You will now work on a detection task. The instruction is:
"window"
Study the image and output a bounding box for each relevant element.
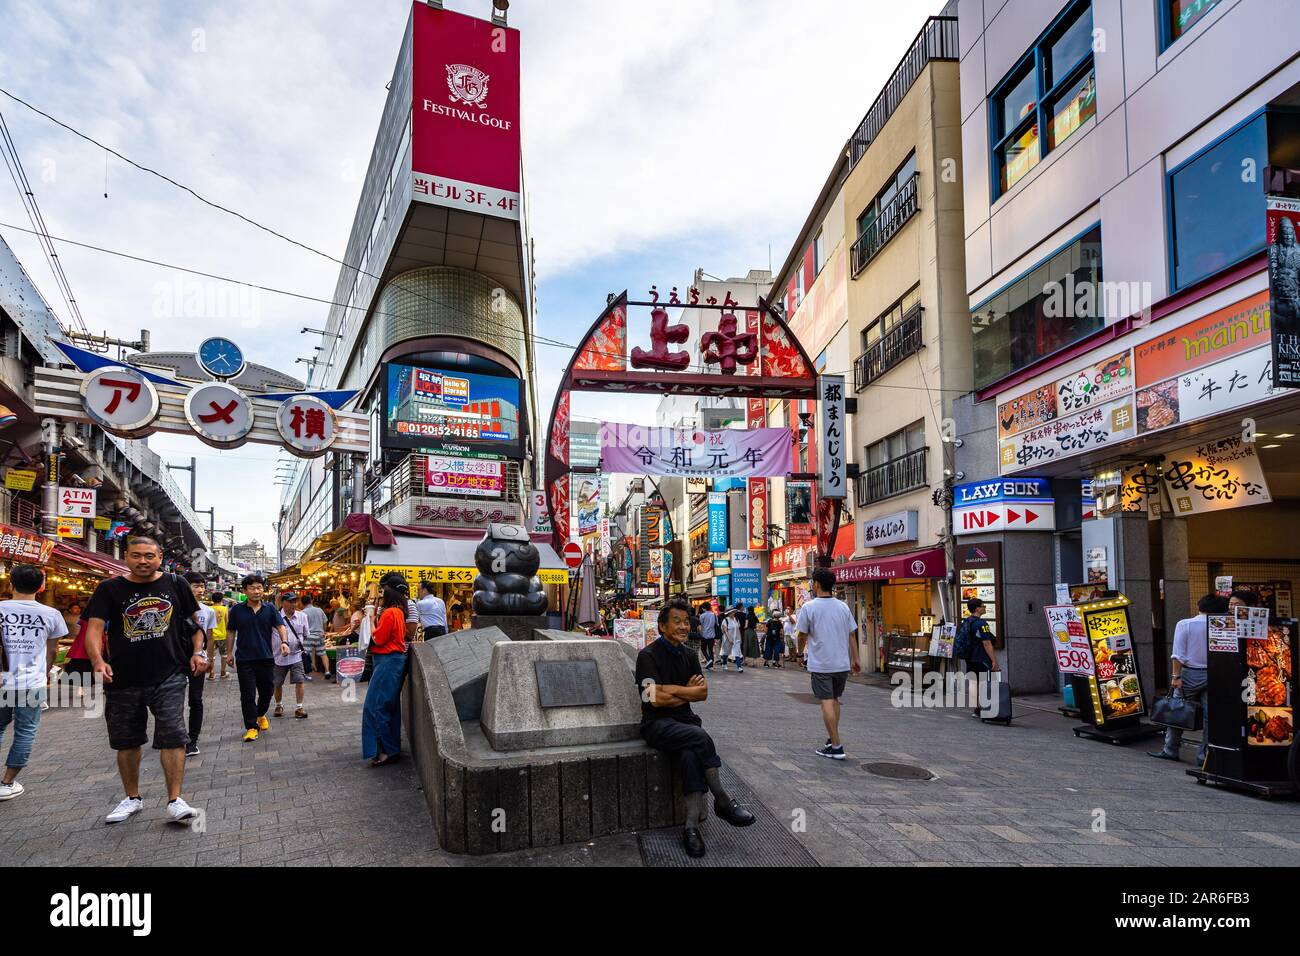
[1159,0,1221,50]
[1168,114,1267,292]
[813,229,825,276]
[971,224,1103,388]
[990,1,1095,197]
[794,266,804,308]
[859,421,928,505]
[853,151,919,274]
[862,285,921,351]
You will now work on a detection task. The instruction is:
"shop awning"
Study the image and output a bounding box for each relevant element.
[833,546,947,585]
[365,533,569,586]
[52,541,127,578]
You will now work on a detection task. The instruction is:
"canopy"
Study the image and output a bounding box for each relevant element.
[52,542,127,578]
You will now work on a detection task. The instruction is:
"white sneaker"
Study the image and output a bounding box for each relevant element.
[0,781,25,801]
[166,797,198,824]
[105,796,143,824]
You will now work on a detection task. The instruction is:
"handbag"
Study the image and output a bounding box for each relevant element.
[1151,691,1201,730]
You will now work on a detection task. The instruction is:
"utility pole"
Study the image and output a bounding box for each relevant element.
[194,507,215,552]
[165,457,197,509]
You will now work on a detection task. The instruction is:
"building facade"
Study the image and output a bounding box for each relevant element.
[954,0,1300,692]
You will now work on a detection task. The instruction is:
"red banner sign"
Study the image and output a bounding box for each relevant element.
[0,524,56,564]
[833,547,947,584]
[747,478,768,551]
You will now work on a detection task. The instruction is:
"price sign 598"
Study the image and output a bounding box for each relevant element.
[1056,648,1095,676]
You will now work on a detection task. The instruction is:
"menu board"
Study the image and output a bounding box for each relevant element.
[955,543,1002,646]
[1045,604,1093,676]
[1083,606,1143,720]
[1244,621,1294,748]
[1208,613,1239,654]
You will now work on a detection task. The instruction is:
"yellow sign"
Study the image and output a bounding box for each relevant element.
[93,516,112,531]
[363,565,568,587]
[56,517,85,538]
[1084,608,1129,642]
[4,469,37,492]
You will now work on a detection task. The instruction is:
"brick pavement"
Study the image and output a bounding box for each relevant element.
[3,661,1298,866]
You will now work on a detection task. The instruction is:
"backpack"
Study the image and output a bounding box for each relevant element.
[952,617,982,661]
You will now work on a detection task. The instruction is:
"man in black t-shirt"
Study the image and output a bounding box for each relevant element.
[84,536,208,826]
[635,598,755,858]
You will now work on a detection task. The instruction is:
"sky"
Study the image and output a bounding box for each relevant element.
[0,0,943,559]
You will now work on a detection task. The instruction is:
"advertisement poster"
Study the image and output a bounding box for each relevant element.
[425,456,505,498]
[1161,435,1271,515]
[997,384,1057,440]
[1235,605,1270,641]
[386,363,523,456]
[1054,351,1132,417]
[999,397,1136,474]
[647,548,664,585]
[600,424,793,480]
[1266,194,1300,388]
[1245,621,1294,747]
[1083,606,1142,718]
[1045,604,1093,676]
[927,623,956,659]
[785,481,814,543]
[613,618,645,653]
[1208,613,1238,654]
[707,492,728,553]
[576,476,602,536]
[529,489,552,535]
[1086,547,1108,585]
[411,2,522,220]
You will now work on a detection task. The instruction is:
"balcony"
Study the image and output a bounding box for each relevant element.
[852,172,920,276]
[853,304,924,392]
[857,448,928,507]
[849,16,959,168]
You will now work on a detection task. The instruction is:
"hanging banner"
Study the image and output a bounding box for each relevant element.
[816,375,847,499]
[1161,435,1272,515]
[575,475,602,536]
[599,424,791,479]
[529,489,552,535]
[707,492,728,553]
[747,478,769,551]
[786,480,814,543]
[1266,195,1300,388]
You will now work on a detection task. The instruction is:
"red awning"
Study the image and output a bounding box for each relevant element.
[343,513,394,546]
[833,546,947,584]
[52,542,127,578]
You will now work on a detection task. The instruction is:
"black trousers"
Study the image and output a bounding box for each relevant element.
[236,659,275,730]
[641,717,721,796]
[423,625,447,640]
[187,672,205,745]
[699,639,715,665]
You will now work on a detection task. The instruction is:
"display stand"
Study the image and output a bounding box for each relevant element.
[1188,613,1298,798]
[1063,595,1160,746]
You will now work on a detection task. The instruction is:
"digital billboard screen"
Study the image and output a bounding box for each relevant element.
[383,363,523,457]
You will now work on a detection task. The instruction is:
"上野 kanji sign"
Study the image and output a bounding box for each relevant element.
[600,424,791,479]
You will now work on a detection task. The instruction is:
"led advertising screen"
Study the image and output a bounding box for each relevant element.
[384,363,524,457]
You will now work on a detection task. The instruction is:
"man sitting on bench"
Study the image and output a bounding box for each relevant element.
[635,598,755,858]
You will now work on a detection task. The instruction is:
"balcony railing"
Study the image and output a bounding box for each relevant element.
[852,172,920,276]
[857,448,929,507]
[853,305,924,392]
[849,16,959,168]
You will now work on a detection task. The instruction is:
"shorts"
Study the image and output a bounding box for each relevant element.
[811,671,848,701]
[104,672,190,751]
[301,634,326,654]
[274,663,306,687]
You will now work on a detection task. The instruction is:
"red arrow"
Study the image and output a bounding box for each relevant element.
[1025,508,1039,523]
[1006,508,1020,524]
[987,510,1000,524]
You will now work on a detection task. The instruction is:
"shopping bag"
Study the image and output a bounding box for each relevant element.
[1151,692,1201,730]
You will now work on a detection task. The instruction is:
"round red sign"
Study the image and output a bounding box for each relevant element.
[563,542,583,569]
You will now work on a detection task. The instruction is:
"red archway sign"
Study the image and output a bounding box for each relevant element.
[544,289,818,554]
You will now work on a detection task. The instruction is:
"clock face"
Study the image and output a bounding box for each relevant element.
[197,338,246,379]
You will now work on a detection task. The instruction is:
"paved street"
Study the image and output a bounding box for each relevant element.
[3,662,1299,867]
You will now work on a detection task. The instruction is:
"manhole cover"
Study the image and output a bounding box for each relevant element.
[785,693,820,704]
[861,762,934,780]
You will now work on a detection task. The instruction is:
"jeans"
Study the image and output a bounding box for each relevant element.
[362,651,405,760]
[0,687,46,769]
[1161,666,1208,762]
[763,636,784,663]
[236,659,275,730]
[700,639,715,665]
[641,717,721,795]
[187,672,205,745]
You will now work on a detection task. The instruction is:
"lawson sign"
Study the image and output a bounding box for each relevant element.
[952,477,1056,536]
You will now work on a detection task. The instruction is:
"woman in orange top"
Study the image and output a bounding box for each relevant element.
[362,586,408,766]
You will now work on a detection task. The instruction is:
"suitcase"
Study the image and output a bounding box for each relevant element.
[980,673,1013,724]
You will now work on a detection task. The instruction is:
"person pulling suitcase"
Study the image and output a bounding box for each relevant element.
[953,599,1006,720]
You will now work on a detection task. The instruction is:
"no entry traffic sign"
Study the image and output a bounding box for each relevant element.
[563,541,583,569]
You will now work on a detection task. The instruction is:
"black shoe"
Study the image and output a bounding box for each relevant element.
[714,797,756,827]
[683,827,706,858]
[1148,750,1180,761]
[185,742,200,758]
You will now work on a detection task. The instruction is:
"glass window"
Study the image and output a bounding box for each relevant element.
[971,224,1104,388]
[1168,114,1267,291]
[813,230,825,275]
[990,1,1095,199]
[1165,0,1221,48]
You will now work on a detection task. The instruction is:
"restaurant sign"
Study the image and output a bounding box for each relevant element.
[1161,435,1271,516]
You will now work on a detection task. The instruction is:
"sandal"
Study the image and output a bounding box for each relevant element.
[273,705,284,718]
[295,709,308,719]
[370,753,401,767]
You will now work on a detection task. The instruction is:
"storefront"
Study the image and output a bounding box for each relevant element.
[833,545,947,673]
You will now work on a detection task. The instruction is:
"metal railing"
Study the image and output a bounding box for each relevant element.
[849,16,959,168]
[853,305,924,391]
[856,448,929,506]
[852,172,920,276]
[366,453,525,518]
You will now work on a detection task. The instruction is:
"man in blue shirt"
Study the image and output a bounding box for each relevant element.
[417,580,448,639]
[225,575,288,743]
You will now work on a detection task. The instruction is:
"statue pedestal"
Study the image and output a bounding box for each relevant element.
[470,614,550,643]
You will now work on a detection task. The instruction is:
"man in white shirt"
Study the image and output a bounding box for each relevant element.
[417,580,448,640]
[1151,593,1224,764]
[796,569,861,760]
[275,592,310,719]
[0,564,68,800]
[299,593,332,681]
